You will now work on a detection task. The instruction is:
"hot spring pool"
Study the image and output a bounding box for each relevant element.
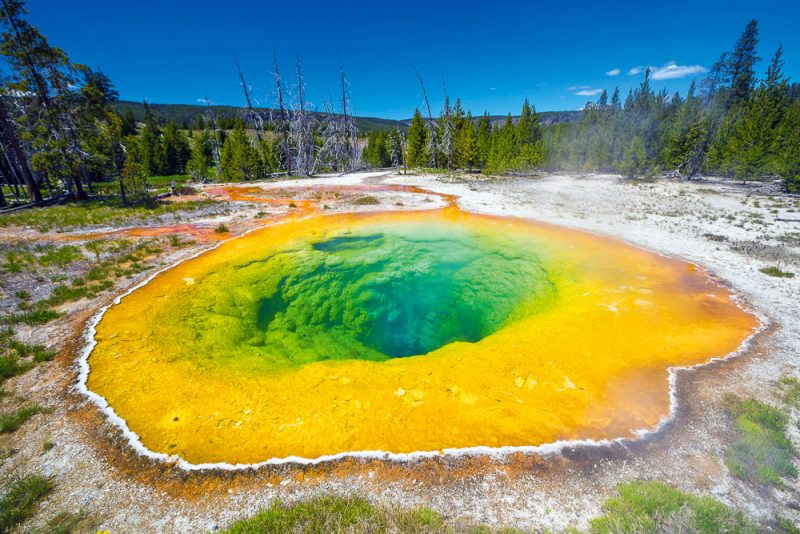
[85,208,757,465]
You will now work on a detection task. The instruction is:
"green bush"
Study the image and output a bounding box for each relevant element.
[777,376,800,409]
[724,397,797,486]
[353,196,380,206]
[589,480,756,534]
[759,266,795,278]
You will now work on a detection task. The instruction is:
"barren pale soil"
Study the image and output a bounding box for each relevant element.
[1,172,798,532]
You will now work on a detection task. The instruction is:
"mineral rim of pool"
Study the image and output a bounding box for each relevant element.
[86,207,758,465]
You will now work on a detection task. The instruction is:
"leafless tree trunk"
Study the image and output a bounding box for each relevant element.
[0,96,41,202]
[412,65,438,168]
[234,57,263,142]
[202,98,222,175]
[338,61,359,172]
[273,50,293,176]
[439,86,454,171]
[291,53,314,176]
[391,124,405,173]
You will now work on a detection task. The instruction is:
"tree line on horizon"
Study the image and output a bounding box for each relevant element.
[0,0,798,210]
[544,19,800,191]
[363,19,800,192]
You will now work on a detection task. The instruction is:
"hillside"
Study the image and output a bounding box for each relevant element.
[112,100,580,133]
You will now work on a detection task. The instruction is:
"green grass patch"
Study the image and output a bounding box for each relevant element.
[225,495,447,534]
[0,404,41,433]
[37,245,83,267]
[777,376,800,409]
[0,475,54,532]
[0,198,218,232]
[0,355,32,380]
[759,266,795,278]
[724,396,797,486]
[353,195,380,206]
[5,308,62,326]
[0,329,53,380]
[589,480,756,533]
[2,249,36,273]
[32,510,90,534]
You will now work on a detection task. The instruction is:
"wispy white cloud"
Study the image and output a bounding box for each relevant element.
[575,88,603,96]
[606,68,621,77]
[196,98,214,105]
[650,61,707,80]
[627,66,644,76]
[566,85,591,91]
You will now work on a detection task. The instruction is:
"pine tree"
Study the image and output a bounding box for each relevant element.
[610,87,621,110]
[162,120,190,174]
[406,109,427,167]
[120,135,148,200]
[621,135,647,178]
[777,100,800,191]
[476,113,492,168]
[725,20,761,107]
[220,120,261,181]
[121,108,137,136]
[516,100,544,168]
[139,104,166,176]
[187,131,214,181]
[456,118,478,170]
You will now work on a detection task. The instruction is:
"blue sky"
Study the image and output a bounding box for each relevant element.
[27,0,800,119]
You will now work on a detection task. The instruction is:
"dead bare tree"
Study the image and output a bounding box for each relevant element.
[411,64,438,168]
[439,82,454,171]
[0,95,40,201]
[338,61,359,172]
[201,97,222,175]
[390,123,405,173]
[290,53,314,175]
[234,57,263,142]
[272,50,293,176]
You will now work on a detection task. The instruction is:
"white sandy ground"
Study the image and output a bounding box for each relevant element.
[2,171,799,532]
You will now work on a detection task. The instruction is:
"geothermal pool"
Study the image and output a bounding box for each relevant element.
[85,207,757,465]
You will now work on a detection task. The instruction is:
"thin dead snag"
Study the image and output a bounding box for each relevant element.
[391,123,405,172]
[201,97,222,175]
[290,53,314,176]
[234,56,263,142]
[338,61,359,173]
[0,94,40,201]
[272,50,293,176]
[412,64,438,168]
[439,83,454,171]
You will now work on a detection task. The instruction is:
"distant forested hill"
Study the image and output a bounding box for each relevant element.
[111,100,579,133]
[112,100,405,133]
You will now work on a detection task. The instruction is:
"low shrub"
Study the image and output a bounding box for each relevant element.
[724,396,797,486]
[589,480,756,533]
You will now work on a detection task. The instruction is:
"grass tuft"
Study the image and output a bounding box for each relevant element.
[723,396,797,486]
[0,475,53,531]
[0,199,220,232]
[215,223,230,234]
[353,196,380,206]
[759,266,795,278]
[0,404,41,433]
[225,495,446,534]
[777,376,800,409]
[589,480,756,534]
